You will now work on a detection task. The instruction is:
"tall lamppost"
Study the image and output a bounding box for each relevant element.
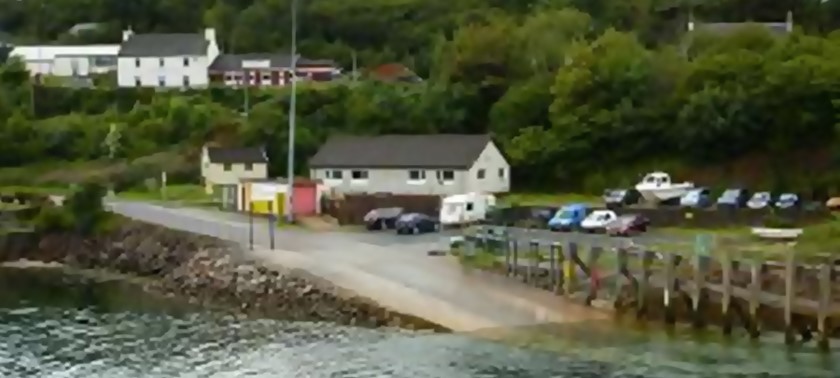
[285,0,298,223]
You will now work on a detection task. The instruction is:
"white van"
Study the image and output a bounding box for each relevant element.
[439,192,496,226]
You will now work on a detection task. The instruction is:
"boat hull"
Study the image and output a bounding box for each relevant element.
[635,185,693,203]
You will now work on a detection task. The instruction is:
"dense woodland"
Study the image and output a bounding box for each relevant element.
[3,0,840,194]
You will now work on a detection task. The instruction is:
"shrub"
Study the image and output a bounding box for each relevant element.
[32,205,74,233]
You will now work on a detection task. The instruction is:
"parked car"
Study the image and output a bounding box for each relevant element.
[679,187,712,208]
[603,189,641,208]
[716,188,750,209]
[364,207,404,230]
[580,210,618,233]
[548,204,589,231]
[395,213,439,234]
[775,193,801,209]
[517,206,557,228]
[606,214,651,237]
[747,192,773,210]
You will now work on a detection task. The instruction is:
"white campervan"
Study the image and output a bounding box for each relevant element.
[439,192,496,226]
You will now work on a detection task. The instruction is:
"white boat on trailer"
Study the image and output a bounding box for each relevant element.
[634,171,695,204]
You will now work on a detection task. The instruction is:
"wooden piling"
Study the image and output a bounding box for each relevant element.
[511,240,519,279]
[564,242,578,299]
[615,248,630,311]
[550,242,561,294]
[721,252,733,336]
[784,251,796,345]
[691,254,707,329]
[663,252,677,325]
[585,246,603,306]
[747,259,764,338]
[636,251,653,319]
[526,240,538,283]
[817,259,832,351]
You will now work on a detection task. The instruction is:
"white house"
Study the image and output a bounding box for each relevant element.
[308,134,511,196]
[117,28,220,88]
[9,45,120,77]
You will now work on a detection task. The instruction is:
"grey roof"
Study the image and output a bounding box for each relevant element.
[694,22,790,35]
[209,53,336,71]
[207,147,267,164]
[309,134,493,169]
[119,33,208,57]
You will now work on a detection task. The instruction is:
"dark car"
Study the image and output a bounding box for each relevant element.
[603,189,641,209]
[606,214,650,237]
[395,213,439,234]
[364,207,404,230]
[716,188,750,209]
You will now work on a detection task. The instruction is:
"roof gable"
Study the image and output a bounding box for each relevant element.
[206,147,267,164]
[119,34,208,57]
[309,134,493,169]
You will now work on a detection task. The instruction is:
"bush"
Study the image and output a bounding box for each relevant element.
[32,205,74,233]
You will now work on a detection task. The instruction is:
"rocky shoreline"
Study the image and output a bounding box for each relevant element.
[0,217,448,332]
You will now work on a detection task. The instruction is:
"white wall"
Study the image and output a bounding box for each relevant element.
[466,142,510,194]
[118,56,211,87]
[52,56,117,76]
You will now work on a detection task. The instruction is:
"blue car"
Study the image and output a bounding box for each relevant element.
[775,193,800,209]
[680,188,712,208]
[548,204,589,231]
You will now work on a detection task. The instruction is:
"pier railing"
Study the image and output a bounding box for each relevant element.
[458,225,839,350]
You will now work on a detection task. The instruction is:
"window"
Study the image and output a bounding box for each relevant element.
[436,170,454,183]
[466,202,474,212]
[134,58,140,67]
[183,75,190,87]
[158,76,165,87]
[134,77,141,87]
[408,170,426,183]
[183,57,190,67]
[159,58,164,67]
[351,170,368,180]
[326,170,343,180]
[477,169,485,179]
[498,168,505,178]
[244,163,253,171]
[223,163,232,171]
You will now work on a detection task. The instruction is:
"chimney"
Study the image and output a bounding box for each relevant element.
[786,10,793,33]
[122,27,133,42]
[204,28,216,43]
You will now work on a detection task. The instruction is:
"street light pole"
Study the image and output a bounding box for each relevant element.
[285,0,298,223]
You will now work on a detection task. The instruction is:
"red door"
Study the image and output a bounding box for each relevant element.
[292,184,317,216]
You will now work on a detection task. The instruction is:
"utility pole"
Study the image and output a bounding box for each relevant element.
[243,70,250,118]
[285,0,298,223]
[351,50,358,83]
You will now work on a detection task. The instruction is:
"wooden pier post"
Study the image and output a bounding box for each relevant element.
[585,246,603,306]
[511,240,520,279]
[615,247,630,312]
[526,240,539,284]
[564,242,578,299]
[636,251,654,319]
[721,252,733,336]
[663,252,677,325]
[747,259,765,339]
[817,259,832,351]
[784,251,796,345]
[548,242,559,293]
[691,254,707,329]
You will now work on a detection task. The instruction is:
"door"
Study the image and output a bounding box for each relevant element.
[292,184,317,216]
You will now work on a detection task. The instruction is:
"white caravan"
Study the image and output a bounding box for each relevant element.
[439,192,496,226]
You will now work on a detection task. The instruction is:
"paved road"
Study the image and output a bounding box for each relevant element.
[108,201,611,332]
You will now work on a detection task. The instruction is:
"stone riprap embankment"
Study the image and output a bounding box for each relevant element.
[0,218,447,332]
